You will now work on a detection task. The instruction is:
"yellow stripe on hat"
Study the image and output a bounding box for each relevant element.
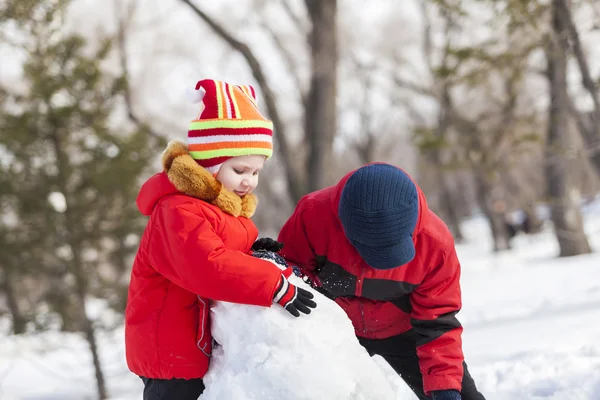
[189,119,273,130]
[190,147,273,160]
[215,80,225,119]
[228,84,241,119]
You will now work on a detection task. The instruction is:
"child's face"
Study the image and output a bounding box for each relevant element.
[216,155,266,196]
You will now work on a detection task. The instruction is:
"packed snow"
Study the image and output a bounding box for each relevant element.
[201,251,400,400]
[1,203,600,399]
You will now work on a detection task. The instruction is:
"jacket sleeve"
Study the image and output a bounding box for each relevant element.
[277,198,318,273]
[146,201,283,307]
[410,244,464,394]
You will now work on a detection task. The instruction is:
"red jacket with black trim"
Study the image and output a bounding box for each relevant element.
[278,165,464,394]
[125,141,283,380]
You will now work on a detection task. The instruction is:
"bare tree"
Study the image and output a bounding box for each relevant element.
[544,0,592,256]
[418,3,464,241]
[304,0,338,192]
[555,0,600,174]
[399,2,527,248]
[342,57,381,165]
[406,0,552,251]
[0,270,26,334]
[114,0,164,142]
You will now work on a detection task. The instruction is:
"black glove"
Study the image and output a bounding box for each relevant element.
[291,265,337,301]
[273,275,317,317]
[252,237,284,253]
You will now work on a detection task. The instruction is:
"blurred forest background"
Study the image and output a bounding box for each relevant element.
[1,0,599,398]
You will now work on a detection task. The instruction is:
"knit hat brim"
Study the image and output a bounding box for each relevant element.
[350,236,415,270]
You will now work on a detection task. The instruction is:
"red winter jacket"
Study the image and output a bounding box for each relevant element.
[278,165,464,394]
[125,141,282,380]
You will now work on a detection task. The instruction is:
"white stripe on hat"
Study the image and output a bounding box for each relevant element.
[188,134,273,144]
[222,81,232,119]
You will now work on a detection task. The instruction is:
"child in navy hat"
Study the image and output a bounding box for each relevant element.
[278,163,486,400]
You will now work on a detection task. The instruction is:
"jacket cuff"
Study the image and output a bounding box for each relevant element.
[423,374,462,395]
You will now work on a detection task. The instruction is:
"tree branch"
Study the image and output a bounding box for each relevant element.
[488,68,521,155]
[393,76,437,98]
[557,0,600,147]
[348,57,377,164]
[555,0,600,134]
[418,0,434,71]
[280,0,308,36]
[113,0,163,141]
[567,93,596,146]
[256,17,308,107]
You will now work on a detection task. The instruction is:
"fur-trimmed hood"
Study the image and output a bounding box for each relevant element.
[136,140,257,218]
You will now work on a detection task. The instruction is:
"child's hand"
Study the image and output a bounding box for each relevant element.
[273,275,317,317]
[251,237,284,253]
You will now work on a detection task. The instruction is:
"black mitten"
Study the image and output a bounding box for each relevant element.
[252,237,284,253]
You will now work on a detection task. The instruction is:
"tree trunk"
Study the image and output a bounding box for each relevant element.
[545,1,592,257]
[1,272,26,334]
[77,285,108,400]
[474,171,511,252]
[556,0,600,143]
[69,221,107,400]
[438,176,464,242]
[430,85,464,242]
[71,244,107,399]
[50,126,108,400]
[305,0,338,192]
[522,203,543,234]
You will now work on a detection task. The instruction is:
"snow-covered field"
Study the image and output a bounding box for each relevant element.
[2,204,600,400]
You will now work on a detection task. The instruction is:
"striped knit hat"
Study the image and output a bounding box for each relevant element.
[187,79,273,173]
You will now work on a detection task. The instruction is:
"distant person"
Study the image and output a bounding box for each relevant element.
[278,163,485,400]
[124,79,315,400]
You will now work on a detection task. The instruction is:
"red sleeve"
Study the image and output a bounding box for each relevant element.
[277,198,318,273]
[410,244,464,394]
[146,201,283,307]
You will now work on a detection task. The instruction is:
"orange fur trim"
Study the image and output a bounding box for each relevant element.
[240,193,258,218]
[161,140,257,217]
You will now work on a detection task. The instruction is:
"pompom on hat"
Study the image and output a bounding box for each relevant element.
[186,79,273,173]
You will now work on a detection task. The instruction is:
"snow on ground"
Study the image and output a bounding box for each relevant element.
[1,203,600,399]
[456,205,600,400]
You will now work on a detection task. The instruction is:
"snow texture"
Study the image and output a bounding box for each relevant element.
[200,251,402,400]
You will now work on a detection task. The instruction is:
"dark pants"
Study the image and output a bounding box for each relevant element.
[140,377,205,400]
[358,330,485,400]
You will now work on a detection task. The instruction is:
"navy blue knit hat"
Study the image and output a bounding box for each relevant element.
[338,164,419,270]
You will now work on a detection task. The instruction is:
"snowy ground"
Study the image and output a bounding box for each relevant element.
[1,204,600,399]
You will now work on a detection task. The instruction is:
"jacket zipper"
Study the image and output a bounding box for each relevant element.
[196,296,211,357]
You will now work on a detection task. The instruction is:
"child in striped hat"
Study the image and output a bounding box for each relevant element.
[186,79,274,195]
[125,79,316,400]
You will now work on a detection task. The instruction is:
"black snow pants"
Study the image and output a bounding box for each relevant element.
[358,330,486,400]
[140,376,205,400]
